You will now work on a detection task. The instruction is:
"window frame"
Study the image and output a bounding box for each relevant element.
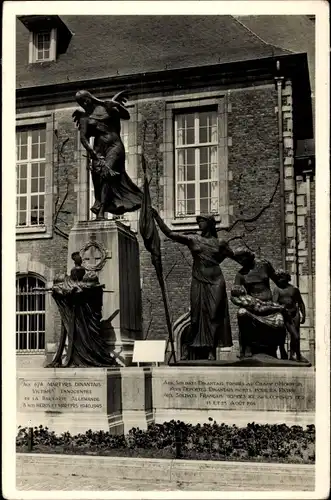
[16,112,54,240]
[29,28,57,63]
[174,108,220,218]
[162,93,230,230]
[16,127,47,228]
[16,273,46,353]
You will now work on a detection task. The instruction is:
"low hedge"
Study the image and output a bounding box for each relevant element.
[16,419,315,464]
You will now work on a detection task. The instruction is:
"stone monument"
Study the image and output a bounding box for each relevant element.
[143,217,314,428]
[69,88,144,364]
[17,89,153,436]
[17,87,314,438]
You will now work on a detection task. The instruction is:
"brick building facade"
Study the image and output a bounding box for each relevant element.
[15,15,315,367]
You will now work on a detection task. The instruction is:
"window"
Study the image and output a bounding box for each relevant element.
[16,275,46,351]
[35,32,51,60]
[30,29,57,63]
[163,94,228,229]
[16,112,53,239]
[175,110,219,217]
[16,127,46,227]
[88,120,129,220]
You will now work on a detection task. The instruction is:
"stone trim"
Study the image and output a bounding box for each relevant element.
[281,81,315,361]
[16,252,55,282]
[295,176,315,359]
[282,80,297,283]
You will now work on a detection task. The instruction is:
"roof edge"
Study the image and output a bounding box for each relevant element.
[17,52,309,95]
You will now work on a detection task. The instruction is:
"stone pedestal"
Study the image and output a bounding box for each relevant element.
[17,366,315,436]
[152,366,315,427]
[17,367,154,435]
[120,367,154,433]
[17,368,123,435]
[67,220,142,365]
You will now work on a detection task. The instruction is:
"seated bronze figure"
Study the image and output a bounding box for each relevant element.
[231,249,288,360]
[47,253,116,368]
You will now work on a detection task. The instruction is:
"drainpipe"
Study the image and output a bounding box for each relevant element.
[274,60,286,269]
[303,165,315,364]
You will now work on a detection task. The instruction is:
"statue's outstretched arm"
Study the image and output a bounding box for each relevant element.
[264,259,281,286]
[151,208,192,246]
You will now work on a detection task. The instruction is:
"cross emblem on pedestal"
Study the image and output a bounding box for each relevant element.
[80,239,108,271]
[82,245,102,268]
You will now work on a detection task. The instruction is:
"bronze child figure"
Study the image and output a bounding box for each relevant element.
[70,251,86,282]
[273,269,306,362]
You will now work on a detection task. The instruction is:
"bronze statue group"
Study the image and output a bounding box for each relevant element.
[47,89,307,367]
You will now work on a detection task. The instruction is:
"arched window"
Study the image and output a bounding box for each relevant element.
[16,275,46,351]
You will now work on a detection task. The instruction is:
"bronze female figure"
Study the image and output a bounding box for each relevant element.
[73,90,142,219]
[152,210,238,360]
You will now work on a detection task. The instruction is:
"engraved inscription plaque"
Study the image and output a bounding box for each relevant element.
[17,377,106,413]
[153,368,315,413]
[161,379,308,411]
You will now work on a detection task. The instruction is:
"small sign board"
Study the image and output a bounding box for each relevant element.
[132,340,166,364]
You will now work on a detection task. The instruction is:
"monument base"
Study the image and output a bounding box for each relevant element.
[152,366,315,428]
[67,220,143,366]
[17,367,153,435]
[172,353,312,367]
[17,366,315,435]
[154,409,314,428]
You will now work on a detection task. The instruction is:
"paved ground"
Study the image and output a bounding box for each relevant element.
[16,454,315,492]
[17,474,235,491]
[17,474,306,492]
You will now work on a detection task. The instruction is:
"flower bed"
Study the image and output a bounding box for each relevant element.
[16,419,315,464]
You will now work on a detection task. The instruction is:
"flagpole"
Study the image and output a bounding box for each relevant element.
[139,154,177,365]
[153,258,176,364]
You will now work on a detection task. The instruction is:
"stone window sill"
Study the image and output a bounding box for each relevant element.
[16,350,45,355]
[16,225,46,234]
[16,225,52,240]
[169,215,229,232]
[172,215,221,224]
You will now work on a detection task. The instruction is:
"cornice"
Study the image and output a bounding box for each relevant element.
[16,52,310,109]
